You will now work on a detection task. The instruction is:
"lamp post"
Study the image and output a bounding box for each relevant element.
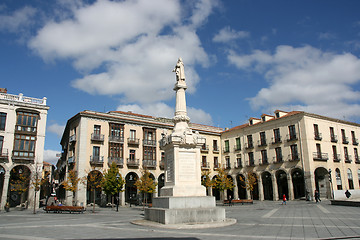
[116,173,120,212]
[328,168,334,200]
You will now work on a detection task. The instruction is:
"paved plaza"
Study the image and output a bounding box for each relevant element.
[1,200,360,240]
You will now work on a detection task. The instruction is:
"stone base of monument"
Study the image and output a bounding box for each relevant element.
[132,196,236,229]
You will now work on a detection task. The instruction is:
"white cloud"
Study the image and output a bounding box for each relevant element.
[213,26,250,43]
[117,102,213,125]
[0,6,37,32]
[29,0,215,104]
[47,123,65,138]
[228,45,360,120]
[43,149,60,166]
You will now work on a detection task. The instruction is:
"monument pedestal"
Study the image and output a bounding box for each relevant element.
[145,196,225,225]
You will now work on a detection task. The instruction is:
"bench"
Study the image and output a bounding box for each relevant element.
[44,205,85,213]
[224,199,253,205]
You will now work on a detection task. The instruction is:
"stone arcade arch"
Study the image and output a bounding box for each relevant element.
[0,165,4,203]
[227,175,234,199]
[212,176,220,200]
[236,174,247,199]
[86,170,103,206]
[8,165,31,207]
[262,171,273,200]
[251,172,259,200]
[276,170,288,200]
[125,172,138,204]
[315,167,331,199]
[291,168,305,199]
[158,173,165,195]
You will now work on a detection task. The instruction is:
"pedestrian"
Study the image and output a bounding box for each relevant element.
[314,190,321,203]
[282,194,287,205]
[228,195,232,206]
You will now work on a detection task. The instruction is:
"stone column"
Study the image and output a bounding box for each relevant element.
[246,189,251,200]
[1,172,10,210]
[120,191,125,206]
[287,173,294,200]
[258,175,264,201]
[272,174,279,201]
[233,183,239,200]
[304,171,315,201]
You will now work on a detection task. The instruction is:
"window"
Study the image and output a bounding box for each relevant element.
[347,168,354,189]
[202,156,207,165]
[261,150,268,164]
[109,123,124,140]
[213,140,219,151]
[130,129,136,140]
[16,111,38,133]
[235,137,241,150]
[358,169,360,188]
[332,145,339,161]
[109,142,123,159]
[275,147,282,162]
[0,112,6,130]
[344,147,350,162]
[330,127,337,142]
[342,129,348,144]
[290,144,298,160]
[355,148,359,162]
[336,168,342,190]
[248,152,254,166]
[92,146,101,162]
[314,124,321,140]
[247,135,253,148]
[129,149,136,160]
[214,156,219,168]
[13,134,36,158]
[236,156,242,168]
[94,125,101,135]
[273,128,281,143]
[224,140,229,152]
[0,136,3,153]
[225,156,231,168]
[143,146,156,160]
[289,125,296,140]
[352,131,358,145]
[259,132,266,146]
[144,128,156,145]
[316,144,322,157]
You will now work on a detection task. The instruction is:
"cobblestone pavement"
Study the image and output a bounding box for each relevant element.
[1,200,360,240]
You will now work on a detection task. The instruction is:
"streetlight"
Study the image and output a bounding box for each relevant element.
[116,173,120,212]
[328,168,334,200]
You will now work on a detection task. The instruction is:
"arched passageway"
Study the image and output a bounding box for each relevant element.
[212,176,220,200]
[125,172,138,204]
[8,165,30,207]
[262,171,273,200]
[292,168,305,199]
[236,174,247,199]
[86,170,103,205]
[315,167,331,199]
[276,170,288,200]
[251,173,259,200]
[0,166,5,203]
[227,175,234,199]
[158,173,165,195]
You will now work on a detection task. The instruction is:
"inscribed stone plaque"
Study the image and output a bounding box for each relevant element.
[166,152,174,183]
[178,151,196,181]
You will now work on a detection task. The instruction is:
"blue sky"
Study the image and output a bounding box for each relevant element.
[1,0,360,164]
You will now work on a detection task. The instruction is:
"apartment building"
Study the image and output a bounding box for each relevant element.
[0,88,49,209]
[57,110,222,206]
[221,110,360,201]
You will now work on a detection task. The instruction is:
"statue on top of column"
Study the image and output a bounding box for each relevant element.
[173,57,186,82]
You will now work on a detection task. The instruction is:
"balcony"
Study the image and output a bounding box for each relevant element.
[160,160,165,170]
[109,135,124,143]
[12,151,34,163]
[343,137,349,144]
[234,161,242,169]
[143,159,156,168]
[213,146,220,153]
[259,158,269,165]
[286,134,298,142]
[353,138,359,146]
[333,154,341,162]
[314,132,322,141]
[90,155,104,165]
[313,152,328,161]
[273,156,283,164]
[108,157,124,167]
[245,143,254,150]
[234,145,241,152]
[127,158,140,167]
[223,147,230,153]
[331,135,338,143]
[288,154,299,162]
[143,139,156,147]
[0,149,9,162]
[201,144,209,153]
[91,133,104,142]
[271,137,282,145]
[69,134,76,142]
[257,140,267,147]
[68,156,75,164]
[345,155,352,163]
[127,138,140,146]
[201,161,210,170]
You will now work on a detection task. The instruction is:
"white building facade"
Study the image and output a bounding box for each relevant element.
[0,89,49,209]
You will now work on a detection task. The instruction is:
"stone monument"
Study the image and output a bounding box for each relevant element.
[143,58,232,227]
